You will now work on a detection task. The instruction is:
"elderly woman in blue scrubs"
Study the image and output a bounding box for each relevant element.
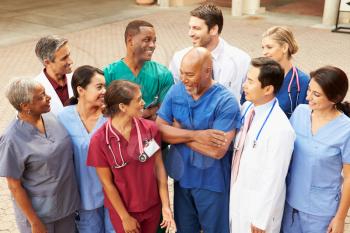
[57,66,115,233]
[261,26,309,118]
[281,66,350,233]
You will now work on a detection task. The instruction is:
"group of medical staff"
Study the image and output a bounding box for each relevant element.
[0,4,350,233]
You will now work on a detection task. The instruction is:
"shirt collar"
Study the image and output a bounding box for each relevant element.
[253,98,278,117]
[211,37,224,61]
[44,69,67,90]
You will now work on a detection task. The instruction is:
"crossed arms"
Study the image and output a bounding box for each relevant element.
[156,117,236,159]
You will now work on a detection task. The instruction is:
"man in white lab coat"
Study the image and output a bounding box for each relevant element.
[34,35,74,115]
[229,57,296,233]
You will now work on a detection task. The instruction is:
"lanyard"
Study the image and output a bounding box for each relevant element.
[105,117,143,169]
[287,66,300,114]
[239,99,277,149]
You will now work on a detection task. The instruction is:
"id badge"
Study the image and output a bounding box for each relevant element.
[143,138,160,158]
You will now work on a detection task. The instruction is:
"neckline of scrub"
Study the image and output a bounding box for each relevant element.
[307,107,345,137]
[74,105,104,136]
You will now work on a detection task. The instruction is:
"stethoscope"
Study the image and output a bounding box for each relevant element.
[105,117,146,169]
[287,66,300,114]
[234,99,277,150]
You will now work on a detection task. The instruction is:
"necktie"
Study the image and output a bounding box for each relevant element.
[232,108,255,183]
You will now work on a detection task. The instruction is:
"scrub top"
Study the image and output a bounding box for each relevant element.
[157,82,241,193]
[104,59,174,107]
[287,104,350,216]
[276,67,309,118]
[87,118,161,213]
[57,105,106,210]
[0,113,80,223]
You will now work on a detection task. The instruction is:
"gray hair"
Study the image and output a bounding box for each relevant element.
[35,35,68,65]
[6,79,39,111]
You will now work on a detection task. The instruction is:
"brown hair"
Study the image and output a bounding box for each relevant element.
[263,26,299,59]
[190,4,223,34]
[104,80,140,117]
[310,66,350,116]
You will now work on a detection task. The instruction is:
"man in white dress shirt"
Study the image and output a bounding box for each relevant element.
[169,4,251,102]
[34,35,74,115]
[229,57,295,233]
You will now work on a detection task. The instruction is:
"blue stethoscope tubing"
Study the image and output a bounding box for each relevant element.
[288,66,300,113]
[237,99,277,149]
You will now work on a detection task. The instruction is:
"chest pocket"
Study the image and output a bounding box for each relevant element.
[172,99,191,129]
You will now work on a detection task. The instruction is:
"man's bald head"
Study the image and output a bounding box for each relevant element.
[180,47,213,98]
[182,47,213,72]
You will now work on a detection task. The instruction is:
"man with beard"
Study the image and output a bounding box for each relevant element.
[157,47,241,233]
[104,20,174,120]
[34,35,74,115]
[169,4,250,102]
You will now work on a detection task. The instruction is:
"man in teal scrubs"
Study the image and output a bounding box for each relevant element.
[104,20,174,120]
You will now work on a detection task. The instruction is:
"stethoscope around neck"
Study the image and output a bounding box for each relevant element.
[105,117,144,169]
[287,66,300,114]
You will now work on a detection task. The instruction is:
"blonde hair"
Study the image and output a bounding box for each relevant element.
[262,26,299,58]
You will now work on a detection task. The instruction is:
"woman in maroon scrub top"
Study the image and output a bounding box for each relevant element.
[87,80,176,233]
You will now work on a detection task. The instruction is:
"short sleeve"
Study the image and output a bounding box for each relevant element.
[158,70,174,102]
[213,95,241,132]
[0,136,25,179]
[289,104,304,127]
[103,65,113,87]
[87,133,110,167]
[342,134,350,164]
[157,85,176,124]
[149,121,161,146]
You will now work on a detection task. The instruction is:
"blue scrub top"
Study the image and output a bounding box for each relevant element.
[286,104,350,216]
[57,105,107,210]
[276,67,309,118]
[157,83,241,193]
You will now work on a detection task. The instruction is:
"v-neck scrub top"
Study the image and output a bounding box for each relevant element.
[104,60,174,107]
[286,104,350,216]
[0,112,80,223]
[157,82,241,193]
[57,105,107,210]
[87,118,161,213]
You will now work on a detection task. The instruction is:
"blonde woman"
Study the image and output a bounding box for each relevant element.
[261,26,309,118]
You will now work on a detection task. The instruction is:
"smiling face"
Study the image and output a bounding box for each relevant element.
[78,73,106,108]
[123,88,145,118]
[23,84,51,115]
[46,43,73,75]
[261,36,288,64]
[188,16,213,48]
[131,26,156,62]
[306,78,335,112]
[180,54,212,98]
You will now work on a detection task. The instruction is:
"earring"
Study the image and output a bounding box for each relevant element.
[26,110,31,115]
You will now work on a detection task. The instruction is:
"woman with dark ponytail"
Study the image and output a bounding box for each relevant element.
[281,66,350,233]
[57,65,115,233]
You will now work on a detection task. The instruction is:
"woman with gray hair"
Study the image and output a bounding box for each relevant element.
[0,79,80,233]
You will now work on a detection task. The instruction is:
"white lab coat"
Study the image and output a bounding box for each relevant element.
[229,99,295,233]
[34,70,73,115]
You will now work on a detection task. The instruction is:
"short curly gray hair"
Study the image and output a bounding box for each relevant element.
[6,79,39,111]
[35,35,68,65]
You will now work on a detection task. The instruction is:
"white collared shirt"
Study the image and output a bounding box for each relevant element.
[169,37,251,102]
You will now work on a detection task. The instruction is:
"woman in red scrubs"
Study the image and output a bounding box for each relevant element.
[87,80,176,233]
